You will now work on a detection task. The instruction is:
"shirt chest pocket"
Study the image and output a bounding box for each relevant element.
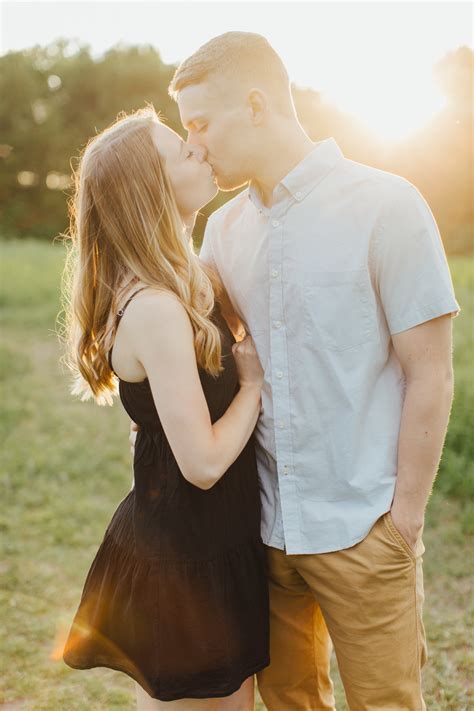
[303,269,378,351]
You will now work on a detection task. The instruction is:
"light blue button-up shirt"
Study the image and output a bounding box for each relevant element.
[199,138,460,554]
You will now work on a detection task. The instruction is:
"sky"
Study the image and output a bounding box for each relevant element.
[1,0,472,139]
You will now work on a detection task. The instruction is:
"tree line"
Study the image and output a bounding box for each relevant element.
[0,41,472,253]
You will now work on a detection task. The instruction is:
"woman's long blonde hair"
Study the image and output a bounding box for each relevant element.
[61,106,224,406]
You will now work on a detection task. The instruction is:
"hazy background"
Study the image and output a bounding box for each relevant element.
[0,0,472,250]
[1,2,473,709]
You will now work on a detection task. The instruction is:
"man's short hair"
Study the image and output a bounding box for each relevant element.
[168,31,291,112]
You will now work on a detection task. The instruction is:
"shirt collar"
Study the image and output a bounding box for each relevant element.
[248,137,344,213]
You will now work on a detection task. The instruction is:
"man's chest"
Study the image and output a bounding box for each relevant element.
[211,200,382,354]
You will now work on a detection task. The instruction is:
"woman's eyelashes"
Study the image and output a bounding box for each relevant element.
[183,144,207,162]
[183,146,198,160]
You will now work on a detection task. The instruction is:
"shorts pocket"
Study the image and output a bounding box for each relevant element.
[383,511,416,562]
[303,268,378,351]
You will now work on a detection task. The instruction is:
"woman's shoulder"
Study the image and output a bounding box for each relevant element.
[117,288,196,376]
[126,287,188,323]
[118,285,221,344]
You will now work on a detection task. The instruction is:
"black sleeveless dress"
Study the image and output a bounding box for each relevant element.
[63,290,270,701]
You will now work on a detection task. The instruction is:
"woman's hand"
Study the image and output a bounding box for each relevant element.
[232,335,264,390]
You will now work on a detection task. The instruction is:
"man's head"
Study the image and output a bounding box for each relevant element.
[169,32,296,191]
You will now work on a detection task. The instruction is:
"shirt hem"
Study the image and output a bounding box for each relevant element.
[263,506,396,555]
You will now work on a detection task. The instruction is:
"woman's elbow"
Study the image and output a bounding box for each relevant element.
[180,462,220,491]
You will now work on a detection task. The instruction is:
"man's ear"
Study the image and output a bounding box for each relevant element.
[247,89,267,126]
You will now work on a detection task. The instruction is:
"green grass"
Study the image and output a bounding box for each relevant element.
[1,240,473,709]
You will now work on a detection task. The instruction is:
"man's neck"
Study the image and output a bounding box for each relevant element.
[251,126,315,208]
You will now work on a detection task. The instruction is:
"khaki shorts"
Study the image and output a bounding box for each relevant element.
[256,511,427,711]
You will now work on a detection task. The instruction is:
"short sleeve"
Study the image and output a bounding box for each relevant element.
[198,217,219,273]
[371,183,460,335]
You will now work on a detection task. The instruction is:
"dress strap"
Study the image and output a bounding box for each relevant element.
[108,286,149,374]
[115,286,149,322]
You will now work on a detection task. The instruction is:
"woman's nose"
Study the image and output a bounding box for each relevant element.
[187,137,207,162]
[195,146,208,163]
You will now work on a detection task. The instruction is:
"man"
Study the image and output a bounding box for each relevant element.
[164,32,459,710]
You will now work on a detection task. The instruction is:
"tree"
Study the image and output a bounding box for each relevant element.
[0,42,472,253]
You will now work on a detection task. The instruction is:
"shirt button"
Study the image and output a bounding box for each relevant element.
[295,191,302,199]
[283,465,289,475]
[272,219,280,228]
[271,269,279,278]
[278,420,285,429]
[276,370,283,379]
[273,320,282,329]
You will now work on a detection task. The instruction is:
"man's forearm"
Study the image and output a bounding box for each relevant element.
[391,372,454,534]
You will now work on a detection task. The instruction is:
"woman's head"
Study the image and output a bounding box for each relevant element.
[62,107,223,405]
[151,118,217,214]
[78,108,217,256]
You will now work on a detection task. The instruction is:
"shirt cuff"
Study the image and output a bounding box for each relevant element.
[388,298,461,335]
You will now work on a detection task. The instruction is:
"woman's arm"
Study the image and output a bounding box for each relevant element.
[126,291,261,490]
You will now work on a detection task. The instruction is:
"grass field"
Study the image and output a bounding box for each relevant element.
[0,239,473,710]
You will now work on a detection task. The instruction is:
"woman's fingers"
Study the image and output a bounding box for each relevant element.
[129,420,139,455]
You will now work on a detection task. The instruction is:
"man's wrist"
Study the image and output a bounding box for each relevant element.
[390,496,425,532]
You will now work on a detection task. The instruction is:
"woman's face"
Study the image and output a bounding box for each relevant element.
[152,122,218,217]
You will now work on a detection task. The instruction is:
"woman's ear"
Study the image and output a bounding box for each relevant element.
[247,89,267,126]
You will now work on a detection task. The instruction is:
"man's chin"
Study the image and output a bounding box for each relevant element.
[216,175,248,192]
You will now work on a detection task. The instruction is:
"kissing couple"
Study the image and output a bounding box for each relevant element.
[62,32,459,711]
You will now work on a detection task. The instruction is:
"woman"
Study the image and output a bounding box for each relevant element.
[61,107,269,710]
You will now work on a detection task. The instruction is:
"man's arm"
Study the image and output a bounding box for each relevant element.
[389,313,455,550]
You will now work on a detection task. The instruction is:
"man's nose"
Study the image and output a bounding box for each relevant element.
[187,131,206,152]
[187,128,198,142]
